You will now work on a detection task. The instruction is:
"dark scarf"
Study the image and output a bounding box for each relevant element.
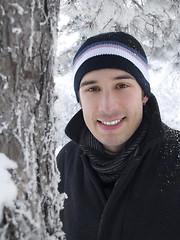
[80,117,149,198]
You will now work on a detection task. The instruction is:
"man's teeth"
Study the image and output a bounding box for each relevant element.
[101,119,122,126]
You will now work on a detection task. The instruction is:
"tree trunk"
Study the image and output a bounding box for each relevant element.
[0,0,66,239]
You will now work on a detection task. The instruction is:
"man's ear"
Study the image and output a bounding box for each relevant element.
[79,94,82,108]
[142,95,149,105]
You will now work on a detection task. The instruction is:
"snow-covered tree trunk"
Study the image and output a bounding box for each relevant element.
[0,0,66,239]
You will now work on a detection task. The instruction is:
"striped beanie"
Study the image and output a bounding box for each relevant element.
[73,32,151,102]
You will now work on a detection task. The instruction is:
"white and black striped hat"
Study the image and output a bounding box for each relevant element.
[73,32,151,102]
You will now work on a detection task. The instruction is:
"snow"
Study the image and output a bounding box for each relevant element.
[54,72,80,154]
[0,153,17,223]
[0,5,5,16]
[9,3,24,15]
[150,68,180,130]
[0,122,8,134]
[12,28,22,34]
[28,0,35,59]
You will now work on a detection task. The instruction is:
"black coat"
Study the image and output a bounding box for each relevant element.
[57,95,180,240]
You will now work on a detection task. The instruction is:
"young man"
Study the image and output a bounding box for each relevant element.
[57,32,180,240]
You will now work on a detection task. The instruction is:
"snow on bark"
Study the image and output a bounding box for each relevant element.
[0,0,66,239]
[0,153,17,223]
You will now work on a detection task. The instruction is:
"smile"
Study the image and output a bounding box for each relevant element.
[100,118,124,126]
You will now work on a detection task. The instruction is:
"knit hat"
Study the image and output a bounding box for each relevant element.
[73,32,151,102]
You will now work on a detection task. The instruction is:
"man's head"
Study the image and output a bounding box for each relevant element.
[73,31,151,102]
[72,32,150,152]
[79,68,148,152]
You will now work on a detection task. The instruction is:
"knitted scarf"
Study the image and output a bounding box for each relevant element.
[80,117,149,198]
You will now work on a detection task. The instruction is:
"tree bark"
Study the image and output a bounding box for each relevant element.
[0,0,66,239]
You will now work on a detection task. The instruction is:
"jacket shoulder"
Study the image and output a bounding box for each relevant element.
[56,141,82,172]
[160,124,180,175]
[57,141,77,158]
[163,124,180,145]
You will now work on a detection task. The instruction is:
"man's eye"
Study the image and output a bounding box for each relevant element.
[117,83,128,89]
[87,87,100,92]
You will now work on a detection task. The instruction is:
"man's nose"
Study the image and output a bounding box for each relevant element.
[98,91,119,114]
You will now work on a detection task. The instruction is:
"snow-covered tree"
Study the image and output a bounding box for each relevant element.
[57,0,180,71]
[55,0,180,149]
[0,0,66,239]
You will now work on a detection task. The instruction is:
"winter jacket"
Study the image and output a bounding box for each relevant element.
[57,95,180,240]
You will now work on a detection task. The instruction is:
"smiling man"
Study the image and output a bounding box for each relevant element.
[57,32,180,240]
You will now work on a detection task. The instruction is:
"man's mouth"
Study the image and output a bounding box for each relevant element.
[98,118,125,126]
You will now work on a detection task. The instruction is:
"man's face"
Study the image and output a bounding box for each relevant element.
[79,69,148,152]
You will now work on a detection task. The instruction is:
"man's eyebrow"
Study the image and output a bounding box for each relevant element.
[114,75,135,80]
[80,80,97,88]
[80,75,135,88]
